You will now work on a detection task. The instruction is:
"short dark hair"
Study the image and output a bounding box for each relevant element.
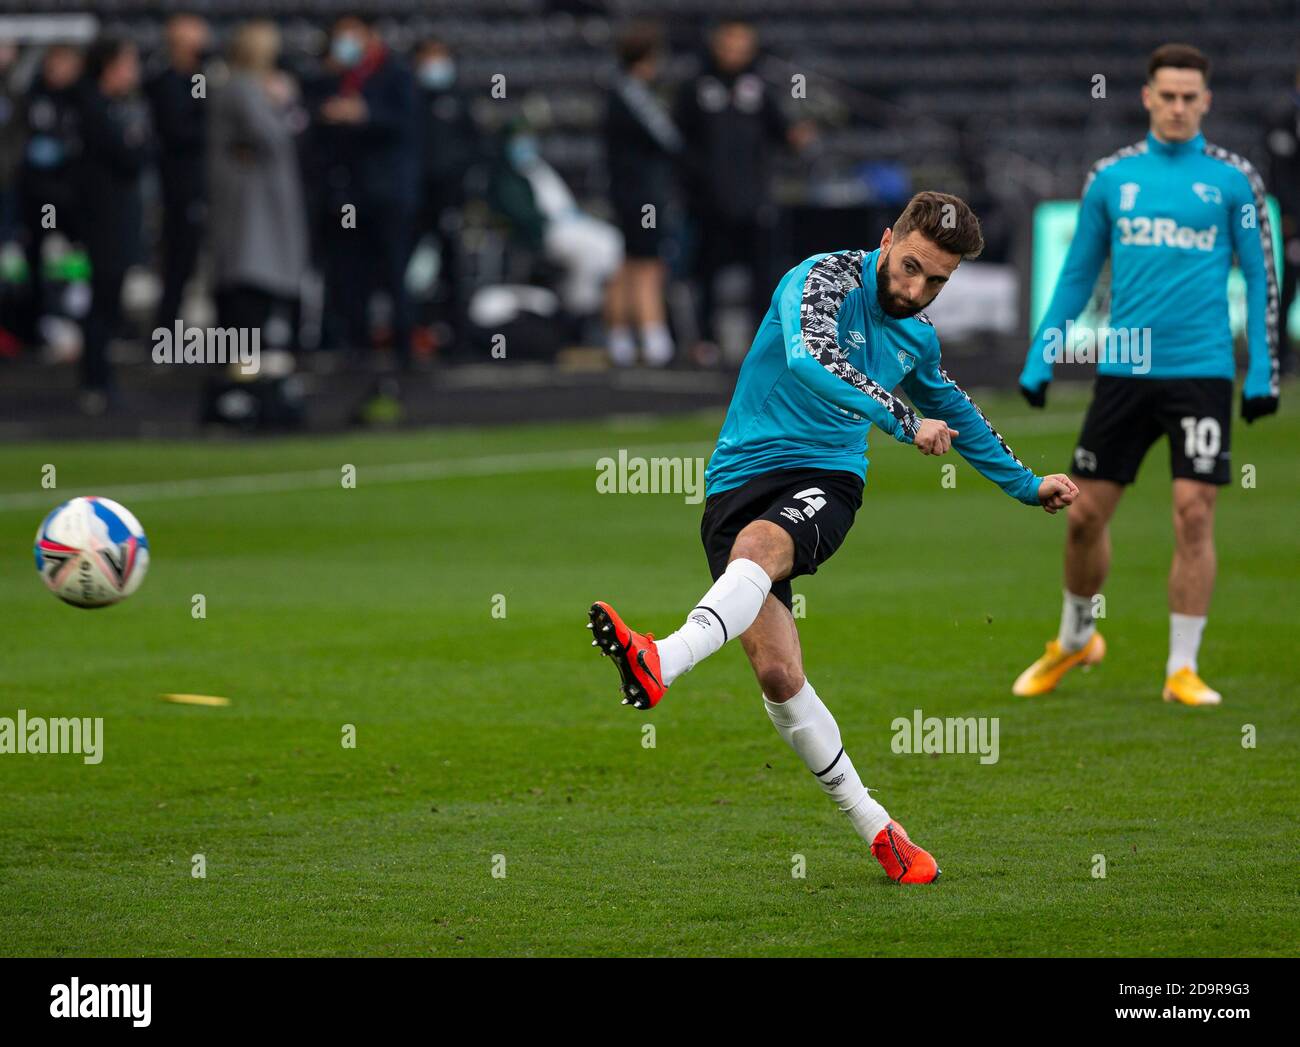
[416,36,450,56]
[83,33,133,83]
[1147,43,1210,84]
[616,23,662,70]
[891,191,984,261]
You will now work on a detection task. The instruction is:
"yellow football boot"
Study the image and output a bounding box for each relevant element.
[1162,667,1222,706]
[1012,633,1106,696]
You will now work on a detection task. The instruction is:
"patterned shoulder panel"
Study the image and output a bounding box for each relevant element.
[1081,139,1148,196]
[799,251,921,439]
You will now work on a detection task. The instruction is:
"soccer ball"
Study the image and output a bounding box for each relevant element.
[34,496,150,608]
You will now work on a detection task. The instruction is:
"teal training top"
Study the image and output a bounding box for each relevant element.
[705,247,1043,505]
[1020,132,1279,397]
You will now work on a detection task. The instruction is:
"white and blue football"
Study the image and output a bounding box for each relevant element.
[34,497,150,608]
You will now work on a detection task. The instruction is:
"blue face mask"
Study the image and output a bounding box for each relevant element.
[419,58,455,90]
[331,35,364,68]
[507,137,538,168]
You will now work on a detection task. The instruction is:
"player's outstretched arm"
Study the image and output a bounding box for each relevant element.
[1019,170,1112,407]
[903,351,1049,507]
[778,252,922,443]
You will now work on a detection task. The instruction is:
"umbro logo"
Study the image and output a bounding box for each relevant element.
[780,507,805,525]
[689,612,712,629]
[824,773,846,788]
[846,329,866,345]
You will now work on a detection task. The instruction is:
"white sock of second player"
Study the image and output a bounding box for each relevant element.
[1058,589,1097,652]
[1167,612,1207,677]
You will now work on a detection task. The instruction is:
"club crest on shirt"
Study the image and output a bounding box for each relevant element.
[1192,182,1222,205]
[1119,182,1141,211]
[897,350,915,374]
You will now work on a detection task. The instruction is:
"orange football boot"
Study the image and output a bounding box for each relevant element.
[1012,632,1106,696]
[588,601,666,710]
[871,821,941,884]
[1162,666,1222,706]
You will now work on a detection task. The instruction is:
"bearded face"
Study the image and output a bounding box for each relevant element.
[875,247,926,319]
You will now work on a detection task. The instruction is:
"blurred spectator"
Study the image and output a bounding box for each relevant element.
[602,23,681,367]
[18,43,83,345]
[77,35,151,413]
[673,20,809,362]
[207,22,308,341]
[413,36,481,345]
[1265,64,1299,374]
[0,42,22,244]
[0,42,24,353]
[314,16,419,370]
[488,121,622,325]
[145,13,210,330]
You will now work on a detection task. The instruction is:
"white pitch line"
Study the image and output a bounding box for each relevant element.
[0,413,1082,515]
[0,442,716,514]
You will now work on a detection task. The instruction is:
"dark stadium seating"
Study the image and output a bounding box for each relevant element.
[5,0,1289,206]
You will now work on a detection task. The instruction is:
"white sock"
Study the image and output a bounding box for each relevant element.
[764,679,891,843]
[641,323,674,367]
[1058,589,1097,652]
[656,558,771,685]
[607,325,636,366]
[1168,613,1207,677]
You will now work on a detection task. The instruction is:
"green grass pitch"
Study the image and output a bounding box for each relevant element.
[1,385,1296,956]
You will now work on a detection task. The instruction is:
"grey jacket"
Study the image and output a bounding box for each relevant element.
[207,72,307,297]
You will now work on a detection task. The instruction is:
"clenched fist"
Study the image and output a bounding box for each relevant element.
[1037,474,1078,514]
[913,418,959,455]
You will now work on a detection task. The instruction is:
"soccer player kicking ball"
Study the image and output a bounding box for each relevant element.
[1014,44,1279,707]
[588,191,1077,884]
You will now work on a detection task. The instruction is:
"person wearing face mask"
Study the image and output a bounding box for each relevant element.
[144,14,211,331]
[412,37,481,349]
[313,16,419,372]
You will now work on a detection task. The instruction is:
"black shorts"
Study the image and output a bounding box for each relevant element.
[614,198,663,259]
[1072,376,1232,486]
[700,468,864,611]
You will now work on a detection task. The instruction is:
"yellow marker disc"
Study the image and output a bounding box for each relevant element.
[160,693,231,707]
